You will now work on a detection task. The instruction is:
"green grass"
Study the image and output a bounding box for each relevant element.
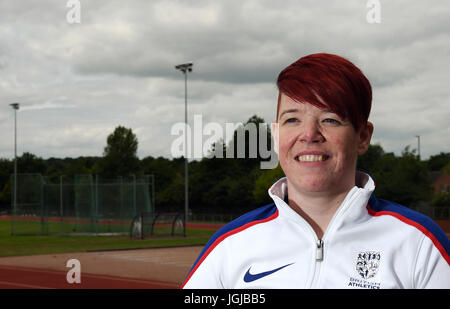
[0,220,216,258]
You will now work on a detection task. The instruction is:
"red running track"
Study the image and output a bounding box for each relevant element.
[0,265,179,289]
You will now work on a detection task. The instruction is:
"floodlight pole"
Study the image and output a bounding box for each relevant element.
[415,135,421,160]
[175,62,193,237]
[9,103,19,235]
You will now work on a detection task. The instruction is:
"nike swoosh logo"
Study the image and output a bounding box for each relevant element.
[243,263,294,283]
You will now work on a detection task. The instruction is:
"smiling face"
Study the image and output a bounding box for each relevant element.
[272,93,373,196]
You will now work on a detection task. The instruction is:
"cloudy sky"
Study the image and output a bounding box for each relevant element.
[0,0,449,161]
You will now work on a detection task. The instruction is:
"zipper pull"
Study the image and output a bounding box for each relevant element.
[316,239,324,261]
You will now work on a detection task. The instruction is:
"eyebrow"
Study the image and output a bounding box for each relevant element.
[280,108,337,115]
[278,108,298,119]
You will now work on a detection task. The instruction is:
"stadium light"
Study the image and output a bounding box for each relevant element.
[9,103,19,235]
[175,62,193,236]
[415,135,421,160]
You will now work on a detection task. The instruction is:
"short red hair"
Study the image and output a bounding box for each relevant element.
[276,53,372,131]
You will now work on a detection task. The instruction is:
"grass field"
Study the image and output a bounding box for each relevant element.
[0,220,216,258]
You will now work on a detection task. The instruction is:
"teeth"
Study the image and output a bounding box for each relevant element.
[296,155,326,162]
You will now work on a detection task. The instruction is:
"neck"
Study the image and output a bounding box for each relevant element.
[286,181,354,239]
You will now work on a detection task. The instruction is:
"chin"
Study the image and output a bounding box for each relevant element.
[288,174,333,193]
[300,183,332,193]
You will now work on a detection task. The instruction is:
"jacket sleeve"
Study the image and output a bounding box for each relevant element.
[413,232,450,289]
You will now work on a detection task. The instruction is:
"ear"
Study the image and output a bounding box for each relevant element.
[271,122,279,155]
[357,121,374,155]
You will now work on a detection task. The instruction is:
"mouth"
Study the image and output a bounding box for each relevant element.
[294,152,330,162]
[295,154,329,162]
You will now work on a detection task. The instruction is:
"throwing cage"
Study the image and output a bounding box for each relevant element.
[130,212,185,239]
[10,173,154,236]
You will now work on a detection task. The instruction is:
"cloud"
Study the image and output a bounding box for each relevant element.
[0,0,449,161]
[20,98,77,111]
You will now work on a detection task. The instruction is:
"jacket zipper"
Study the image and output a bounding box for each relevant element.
[309,238,324,288]
[278,186,362,288]
[316,239,324,261]
[309,190,360,287]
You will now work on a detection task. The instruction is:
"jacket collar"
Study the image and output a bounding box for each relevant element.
[268,170,376,226]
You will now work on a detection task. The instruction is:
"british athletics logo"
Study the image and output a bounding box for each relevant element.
[356,251,381,279]
[348,251,381,289]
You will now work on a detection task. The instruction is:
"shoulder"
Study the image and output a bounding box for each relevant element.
[367,195,449,264]
[202,203,278,255]
[215,203,279,239]
[181,204,278,288]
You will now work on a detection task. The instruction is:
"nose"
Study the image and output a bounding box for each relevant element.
[297,120,325,144]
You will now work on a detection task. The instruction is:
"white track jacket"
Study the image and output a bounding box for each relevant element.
[182,171,450,289]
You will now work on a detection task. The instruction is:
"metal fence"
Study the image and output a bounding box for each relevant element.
[130,212,185,239]
[11,174,154,236]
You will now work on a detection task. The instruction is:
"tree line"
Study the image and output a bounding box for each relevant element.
[0,115,449,215]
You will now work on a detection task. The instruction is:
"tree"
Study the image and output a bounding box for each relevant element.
[0,159,13,209]
[427,152,450,171]
[357,143,385,173]
[141,156,184,210]
[371,146,432,206]
[17,152,47,174]
[442,162,450,173]
[224,115,274,173]
[100,126,140,177]
[253,165,285,205]
[432,193,450,208]
[157,172,185,212]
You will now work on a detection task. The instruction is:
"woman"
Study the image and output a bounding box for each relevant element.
[182,53,449,289]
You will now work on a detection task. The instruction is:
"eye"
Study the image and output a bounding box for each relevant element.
[284,118,299,124]
[323,118,341,125]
